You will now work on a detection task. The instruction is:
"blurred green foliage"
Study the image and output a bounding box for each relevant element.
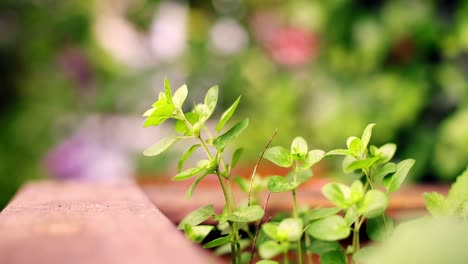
[1,0,468,207]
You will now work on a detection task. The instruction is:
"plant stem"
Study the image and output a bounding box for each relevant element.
[196,135,240,264]
[305,232,313,264]
[283,250,289,264]
[292,162,303,264]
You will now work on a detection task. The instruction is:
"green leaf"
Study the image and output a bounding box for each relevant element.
[322,183,351,209]
[446,167,468,214]
[178,144,200,172]
[361,123,376,150]
[350,180,364,203]
[345,157,379,172]
[326,149,351,156]
[344,208,358,226]
[258,241,285,259]
[178,205,214,229]
[320,250,347,264]
[184,224,213,243]
[262,222,279,240]
[424,192,448,216]
[308,240,342,255]
[347,137,364,157]
[366,214,394,241]
[213,118,249,151]
[307,215,351,241]
[264,146,292,167]
[375,143,397,164]
[268,176,300,192]
[357,190,389,218]
[307,207,341,221]
[143,136,180,156]
[277,218,303,242]
[216,96,241,132]
[256,260,280,264]
[173,84,188,109]
[373,163,397,185]
[142,107,155,117]
[291,137,308,159]
[164,76,173,103]
[185,171,210,199]
[203,234,232,248]
[205,85,218,111]
[215,239,250,255]
[143,101,175,127]
[233,176,249,193]
[175,111,199,135]
[227,205,264,223]
[382,159,415,192]
[285,169,313,184]
[302,149,326,169]
[231,148,244,168]
[173,166,206,181]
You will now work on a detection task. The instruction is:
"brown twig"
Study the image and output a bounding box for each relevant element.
[249,192,272,264]
[248,129,278,206]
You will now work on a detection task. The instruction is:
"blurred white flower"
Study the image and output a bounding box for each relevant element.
[210,18,248,55]
[149,2,188,61]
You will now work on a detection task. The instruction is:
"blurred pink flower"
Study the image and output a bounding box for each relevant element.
[267,27,319,67]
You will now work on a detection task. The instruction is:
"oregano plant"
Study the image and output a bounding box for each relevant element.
[306,124,415,263]
[259,137,325,264]
[142,79,416,264]
[142,78,263,264]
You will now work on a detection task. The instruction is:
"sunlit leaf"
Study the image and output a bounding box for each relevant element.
[143,136,180,156]
[173,166,206,181]
[307,207,341,221]
[203,234,232,248]
[268,176,300,192]
[291,137,308,159]
[277,218,303,242]
[264,146,292,167]
[361,123,376,150]
[227,205,264,223]
[424,192,448,216]
[184,224,213,243]
[178,144,200,172]
[350,180,364,203]
[307,215,351,241]
[216,96,241,132]
[262,222,279,241]
[302,149,326,169]
[326,149,351,156]
[382,159,415,192]
[178,205,214,229]
[347,137,364,157]
[375,143,397,164]
[373,163,397,185]
[185,171,210,199]
[213,118,249,151]
[345,157,379,172]
[322,183,352,208]
[357,190,389,218]
[258,241,285,260]
[231,148,243,168]
[173,84,188,109]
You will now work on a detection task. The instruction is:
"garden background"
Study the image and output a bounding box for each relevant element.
[1,0,468,208]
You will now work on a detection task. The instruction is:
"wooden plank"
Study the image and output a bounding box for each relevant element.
[0,181,221,264]
[140,178,449,223]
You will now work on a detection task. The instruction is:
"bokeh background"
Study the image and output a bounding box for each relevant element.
[1,0,468,208]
